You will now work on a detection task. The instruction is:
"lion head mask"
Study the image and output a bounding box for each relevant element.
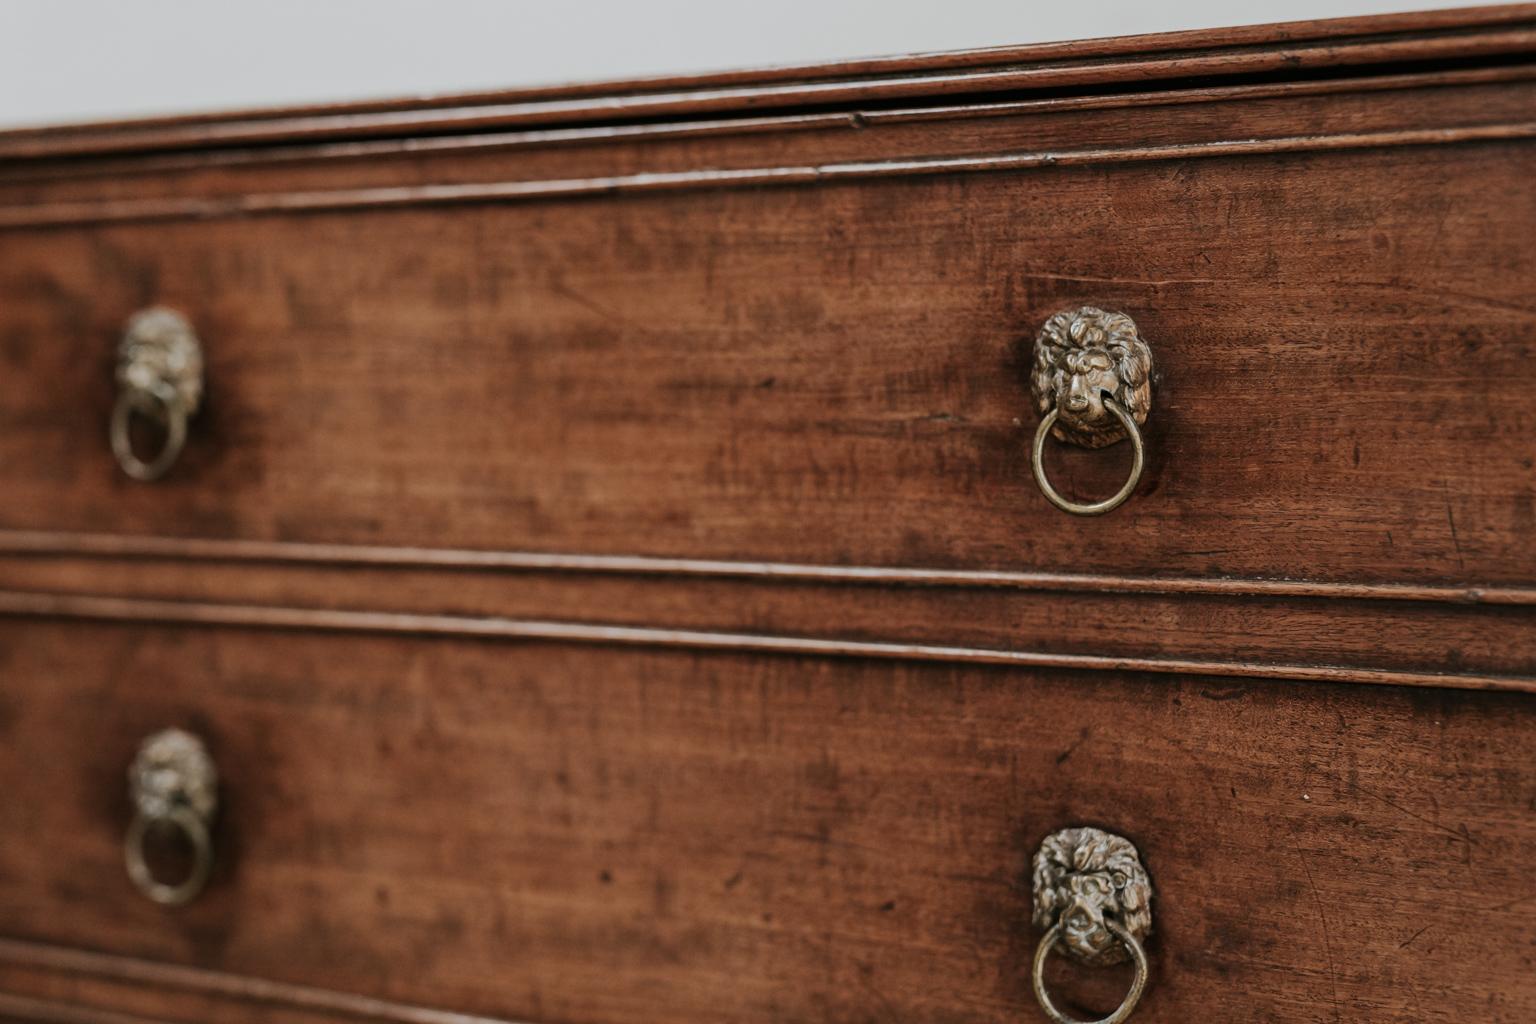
[1030,307,1152,449]
[1031,826,1153,966]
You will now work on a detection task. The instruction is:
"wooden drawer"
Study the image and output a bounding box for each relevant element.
[0,618,1532,1024]
[1,8,1535,1024]
[1,45,1534,589]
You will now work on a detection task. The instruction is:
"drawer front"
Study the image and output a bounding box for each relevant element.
[0,137,1533,586]
[1,619,1532,1023]
[2,13,1535,1024]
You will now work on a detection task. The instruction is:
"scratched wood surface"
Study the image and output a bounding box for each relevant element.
[2,140,1535,584]
[0,6,1534,1024]
[0,621,1533,1024]
[0,552,1531,692]
[1,72,1534,215]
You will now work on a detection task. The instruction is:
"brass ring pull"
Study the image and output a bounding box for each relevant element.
[110,380,189,483]
[1030,827,1153,1024]
[124,729,218,907]
[1031,398,1144,516]
[1032,920,1149,1024]
[124,805,213,907]
[1029,307,1154,517]
[110,308,203,482]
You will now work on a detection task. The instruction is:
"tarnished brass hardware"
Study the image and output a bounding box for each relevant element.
[1030,827,1153,1024]
[1029,307,1153,516]
[110,308,203,482]
[124,728,218,906]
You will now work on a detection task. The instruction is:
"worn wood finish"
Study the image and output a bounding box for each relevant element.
[2,69,1534,214]
[2,4,1534,163]
[0,941,517,1024]
[1,13,1534,593]
[2,141,1533,584]
[1,7,1534,1023]
[0,552,1531,692]
[1,621,1534,1024]
[5,529,1536,603]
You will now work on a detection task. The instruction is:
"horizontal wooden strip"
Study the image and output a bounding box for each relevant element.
[9,66,1533,219]
[0,112,853,187]
[1,21,1533,161]
[0,531,1529,606]
[4,4,1533,150]
[861,61,1536,126]
[3,4,1530,144]
[4,121,1534,230]
[7,63,1531,191]
[2,550,1528,688]
[0,938,519,1024]
[0,588,1528,694]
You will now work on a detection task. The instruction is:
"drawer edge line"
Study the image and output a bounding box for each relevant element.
[4,18,1534,163]
[0,936,526,1024]
[0,531,1529,606]
[0,588,1530,694]
[2,120,1534,230]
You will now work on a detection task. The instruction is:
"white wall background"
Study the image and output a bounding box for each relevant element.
[0,0,1498,129]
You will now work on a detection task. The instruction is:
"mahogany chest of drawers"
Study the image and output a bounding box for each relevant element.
[1,7,1533,1023]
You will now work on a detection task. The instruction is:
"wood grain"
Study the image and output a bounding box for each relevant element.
[7,122,1536,230]
[5,2,1534,148]
[0,5,1532,161]
[4,529,1536,603]
[0,939,518,1024]
[0,525,1529,604]
[4,67,1534,211]
[0,143,1532,585]
[0,7,1533,1023]
[0,622,1532,1023]
[0,553,1531,692]
[0,991,172,1024]
[1,586,1533,694]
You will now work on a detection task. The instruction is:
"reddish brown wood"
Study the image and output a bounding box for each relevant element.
[1,142,1533,585]
[0,7,1533,1024]
[0,622,1533,1023]
[0,5,1533,160]
[2,69,1535,215]
[0,940,516,1024]
[0,991,170,1024]
[0,556,1531,692]
[2,2,1532,145]
[3,528,1536,603]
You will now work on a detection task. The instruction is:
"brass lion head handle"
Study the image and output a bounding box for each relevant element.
[124,728,218,906]
[1030,827,1153,1024]
[110,308,203,482]
[1029,308,1153,516]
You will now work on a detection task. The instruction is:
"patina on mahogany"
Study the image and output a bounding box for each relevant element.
[0,143,1534,586]
[0,6,1532,1024]
[0,623,1533,1024]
